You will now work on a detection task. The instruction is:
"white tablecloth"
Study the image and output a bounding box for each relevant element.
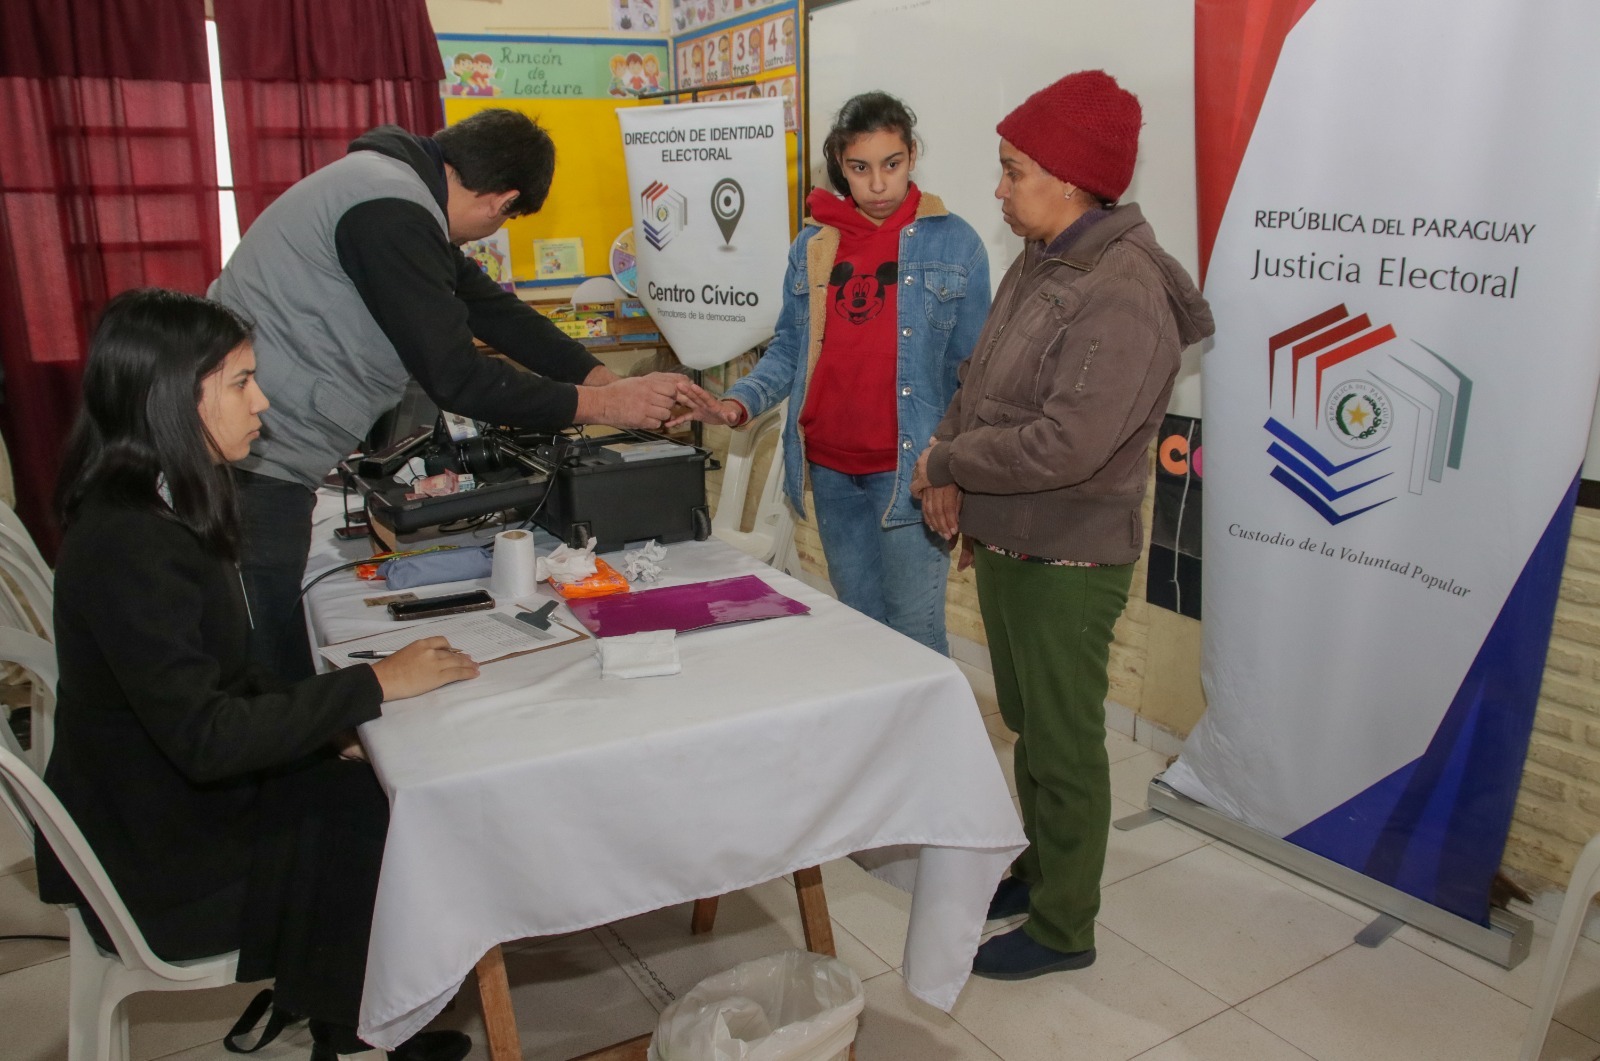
[302,496,1025,1049]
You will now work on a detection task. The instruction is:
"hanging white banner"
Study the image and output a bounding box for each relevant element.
[1167,0,1600,922]
[618,98,788,369]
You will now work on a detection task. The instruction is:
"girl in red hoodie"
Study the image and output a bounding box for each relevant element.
[674,93,991,652]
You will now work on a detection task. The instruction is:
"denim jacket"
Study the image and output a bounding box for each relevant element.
[724,192,991,525]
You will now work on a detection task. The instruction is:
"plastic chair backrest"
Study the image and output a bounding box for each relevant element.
[711,403,793,566]
[0,548,52,642]
[0,706,23,762]
[0,586,37,638]
[0,505,50,584]
[0,627,57,769]
[0,743,187,978]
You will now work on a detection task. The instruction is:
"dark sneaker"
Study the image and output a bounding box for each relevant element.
[971,925,1095,980]
[986,875,1031,921]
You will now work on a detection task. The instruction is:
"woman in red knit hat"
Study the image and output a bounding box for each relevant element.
[674,92,991,654]
[913,70,1215,979]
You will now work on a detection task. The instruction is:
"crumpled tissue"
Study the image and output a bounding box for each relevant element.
[619,540,666,584]
[537,537,598,584]
[595,629,681,679]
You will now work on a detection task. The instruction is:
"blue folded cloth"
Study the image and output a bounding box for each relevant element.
[378,546,494,590]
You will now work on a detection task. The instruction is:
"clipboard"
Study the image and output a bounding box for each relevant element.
[320,612,589,669]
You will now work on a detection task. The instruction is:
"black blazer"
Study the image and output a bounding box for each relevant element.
[37,493,383,950]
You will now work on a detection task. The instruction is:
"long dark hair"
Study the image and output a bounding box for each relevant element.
[57,288,253,558]
[822,91,919,197]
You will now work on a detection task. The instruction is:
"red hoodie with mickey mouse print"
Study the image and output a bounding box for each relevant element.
[798,184,922,474]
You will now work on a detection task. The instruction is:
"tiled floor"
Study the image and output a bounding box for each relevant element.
[5,670,1600,1061]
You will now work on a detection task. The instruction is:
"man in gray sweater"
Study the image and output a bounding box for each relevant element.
[211,109,693,678]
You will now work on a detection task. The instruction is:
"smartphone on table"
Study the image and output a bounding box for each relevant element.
[387,589,495,621]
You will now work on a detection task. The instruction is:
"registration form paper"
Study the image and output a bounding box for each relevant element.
[319,612,584,667]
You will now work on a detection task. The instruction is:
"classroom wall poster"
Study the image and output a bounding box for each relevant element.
[670,0,788,35]
[533,238,585,281]
[610,0,662,33]
[619,97,788,368]
[1164,0,1600,923]
[461,231,514,292]
[437,37,670,99]
[673,2,799,136]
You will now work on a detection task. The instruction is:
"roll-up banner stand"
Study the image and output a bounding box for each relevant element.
[1157,0,1600,967]
[619,97,790,369]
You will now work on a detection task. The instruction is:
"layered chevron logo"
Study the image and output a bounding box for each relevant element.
[1265,305,1474,525]
[639,181,688,250]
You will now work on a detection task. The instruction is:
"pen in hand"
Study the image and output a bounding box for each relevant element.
[348,650,396,660]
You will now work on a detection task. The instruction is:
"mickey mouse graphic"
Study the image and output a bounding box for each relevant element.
[831,259,899,324]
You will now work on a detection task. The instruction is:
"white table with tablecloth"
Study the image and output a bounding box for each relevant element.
[300,495,1025,1050]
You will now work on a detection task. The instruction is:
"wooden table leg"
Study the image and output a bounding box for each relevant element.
[793,866,837,957]
[475,945,524,1061]
[690,896,719,935]
[794,867,855,1060]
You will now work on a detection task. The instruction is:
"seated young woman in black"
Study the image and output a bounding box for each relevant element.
[38,288,480,1060]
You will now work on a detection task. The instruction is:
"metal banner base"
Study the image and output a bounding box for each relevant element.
[1145,774,1532,970]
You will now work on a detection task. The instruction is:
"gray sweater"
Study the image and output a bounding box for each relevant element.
[210,126,601,488]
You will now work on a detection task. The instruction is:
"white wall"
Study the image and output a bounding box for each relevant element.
[426,0,613,34]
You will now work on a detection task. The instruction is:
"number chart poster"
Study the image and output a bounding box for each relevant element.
[672,1,801,232]
[1165,0,1600,924]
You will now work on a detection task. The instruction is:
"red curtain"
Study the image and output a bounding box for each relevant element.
[214,0,446,231]
[0,0,218,555]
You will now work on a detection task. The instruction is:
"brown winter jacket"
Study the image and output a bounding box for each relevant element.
[925,203,1214,563]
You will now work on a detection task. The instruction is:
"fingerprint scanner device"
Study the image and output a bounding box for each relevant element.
[342,421,709,551]
[341,425,551,539]
[530,431,710,552]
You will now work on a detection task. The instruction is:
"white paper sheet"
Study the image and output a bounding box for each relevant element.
[319,612,585,667]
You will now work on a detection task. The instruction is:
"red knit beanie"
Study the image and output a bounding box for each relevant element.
[996,70,1141,202]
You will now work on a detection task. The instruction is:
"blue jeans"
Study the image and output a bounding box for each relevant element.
[808,464,951,654]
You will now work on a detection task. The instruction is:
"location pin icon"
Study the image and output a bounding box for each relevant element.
[711,178,744,245]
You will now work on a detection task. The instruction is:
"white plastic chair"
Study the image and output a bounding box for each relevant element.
[0,502,52,590]
[0,627,57,771]
[0,545,52,636]
[711,402,797,572]
[1523,833,1600,1059]
[0,744,240,1061]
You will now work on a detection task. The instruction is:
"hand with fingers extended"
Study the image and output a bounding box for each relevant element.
[667,379,747,428]
[574,372,681,429]
[369,636,480,701]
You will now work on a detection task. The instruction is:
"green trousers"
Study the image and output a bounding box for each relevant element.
[974,547,1133,953]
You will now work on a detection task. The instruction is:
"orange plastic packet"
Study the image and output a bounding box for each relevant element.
[552,556,630,599]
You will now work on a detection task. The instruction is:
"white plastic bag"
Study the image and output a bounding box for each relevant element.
[648,950,864,1061]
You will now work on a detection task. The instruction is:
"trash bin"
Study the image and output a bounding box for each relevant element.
[648,949,865,1061]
